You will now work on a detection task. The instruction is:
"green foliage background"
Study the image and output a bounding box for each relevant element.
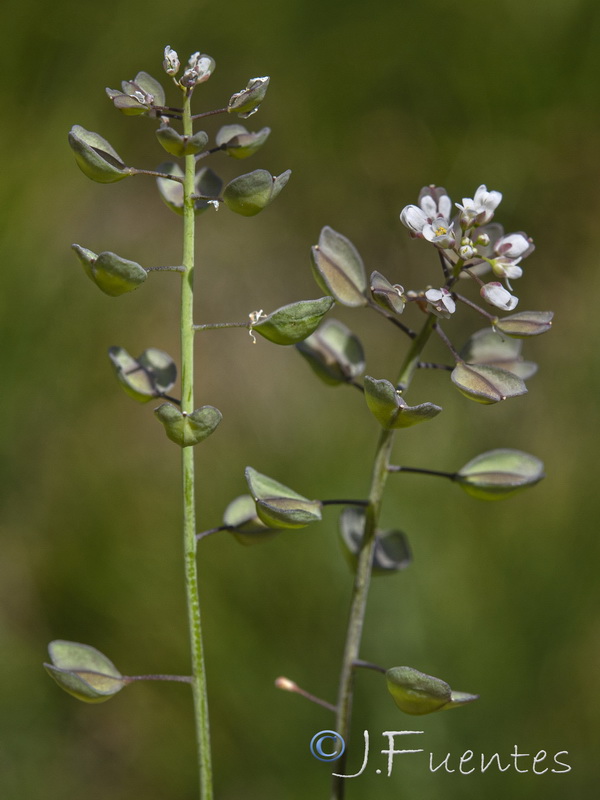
[1,0,598,798]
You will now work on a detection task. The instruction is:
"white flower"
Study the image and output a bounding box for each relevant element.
[490,258,523,283]
[480,282,518,311]
[459,239,476,259]
[456,184,502,226]
[489,232,534,286]
[400,185,455,246]
[425,287,456,318]
[494,232,535,260]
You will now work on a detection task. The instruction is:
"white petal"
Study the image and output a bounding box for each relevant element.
[480,282,518,311]
[495,232,532,258]
[425,288,443,302]
[419,195,437,218]
[438,194,452,219]
[492,260,523,280]
[400,205,427,232]
[442,293,456,314]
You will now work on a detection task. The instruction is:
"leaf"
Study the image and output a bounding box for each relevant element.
[156,164,221,215]
[72,245,147,297]
[364,376,442,429]
[455,448,545,500]
[386,666,478,715]
[68,125,131,183]
[223,494,283,545]
[44,640,124,703]
[216,124,271,159]
[223,169,291,216]
[156,125,209,157]
[451,362,527,404]
[252,297,334,345]
[296,318,365,385]
[245,467,322,529]
[108,346,176,403]
[494,310,554,338]
[133,71,166,107]
[154,403,222,447]
[370,270,405,315]
[460,328,537,380]
[338,507,411,575]
[227,77,270,116]
[310,226,367,307]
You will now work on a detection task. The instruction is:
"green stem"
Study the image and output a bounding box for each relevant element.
[180,90,213,800]
[330,312,437,800]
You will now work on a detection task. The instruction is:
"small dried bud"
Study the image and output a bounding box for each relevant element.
[163,46,180,76]
[275,677,298,692]
[181,52,215,88]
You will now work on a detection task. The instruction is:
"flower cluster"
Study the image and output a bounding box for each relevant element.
[400,184,535,312]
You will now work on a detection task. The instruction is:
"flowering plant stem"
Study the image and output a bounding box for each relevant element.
[180,90,214,800]
[331,313,436,800]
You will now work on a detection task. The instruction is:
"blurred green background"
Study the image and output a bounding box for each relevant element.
[1,0,598,797]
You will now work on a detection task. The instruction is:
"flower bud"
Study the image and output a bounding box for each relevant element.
[480,281,518,311]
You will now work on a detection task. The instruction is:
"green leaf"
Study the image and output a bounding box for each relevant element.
[156,162,184,213]
[109,346,177,403]
[370,270,406,315]
[72,245,147,296]
[68,125,131,183]
[494,310,554,338]
[194,167,223,212]
[245,466,322,529]
[227,77,270,117]
[44,640,125,703]
[311,226,368,307]
[156,163,222,215]
[460,328,537,380]
[156,125,209,157]
[133,71,166,107]
[216,124,271,159]
[154,403,222,447]
[223,168,291,216]
[296,318,365,386]
[451,362,527,404]
[252,297,334,345]
[106,90,149,115]
[223,494,283,545]
[455,448,545,500]
[364,376,442,429]
[339,507,411,576]
[386,666,478,715]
